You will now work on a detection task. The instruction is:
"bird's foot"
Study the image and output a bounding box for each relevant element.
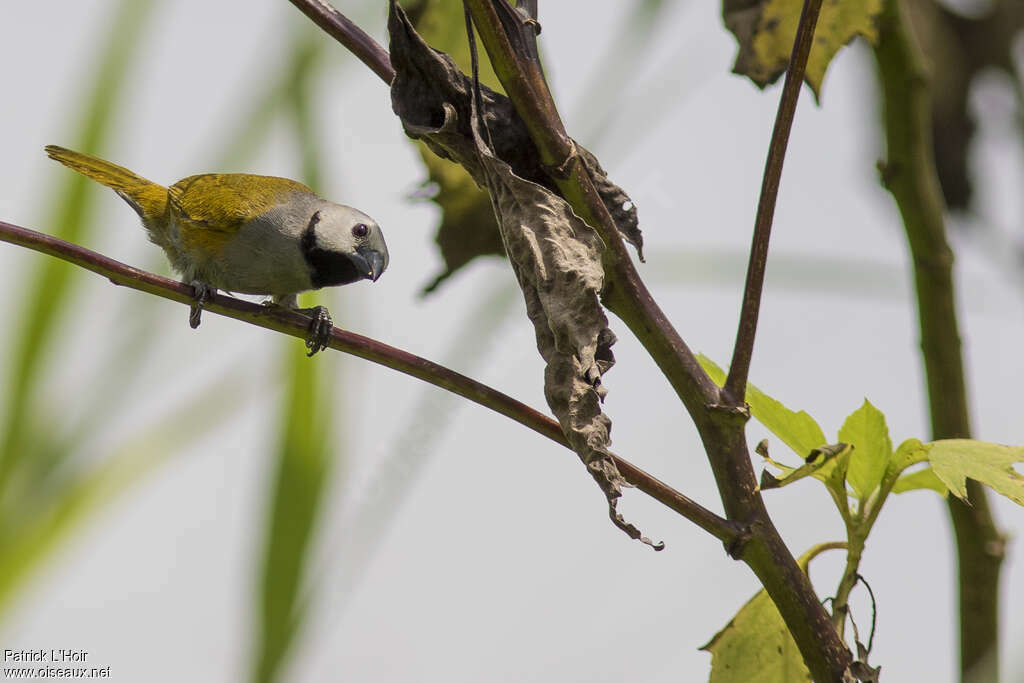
[300,305,333,357]
[189,280,215,329]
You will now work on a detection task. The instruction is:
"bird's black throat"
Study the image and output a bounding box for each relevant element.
[301,210,365,288]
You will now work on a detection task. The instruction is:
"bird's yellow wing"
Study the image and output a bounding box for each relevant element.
[168,173,316,256]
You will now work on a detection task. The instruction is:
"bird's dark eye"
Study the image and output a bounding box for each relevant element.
[352,223,369,238]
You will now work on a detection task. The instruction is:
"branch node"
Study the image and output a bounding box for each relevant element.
[706,401,750,424]
[723,522,754,559]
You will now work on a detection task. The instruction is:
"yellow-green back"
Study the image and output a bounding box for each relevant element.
[168,174,316,232]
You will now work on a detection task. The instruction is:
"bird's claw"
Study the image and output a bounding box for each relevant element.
[189,280,214,329]
[302,305,333,357]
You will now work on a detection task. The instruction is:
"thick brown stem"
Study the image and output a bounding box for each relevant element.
[463,1,850,679]
[873,2,1005,681]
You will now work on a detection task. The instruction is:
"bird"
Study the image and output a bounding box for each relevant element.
[45,145,388,355]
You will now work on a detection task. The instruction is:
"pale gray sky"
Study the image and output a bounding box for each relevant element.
[1,1,1022,681]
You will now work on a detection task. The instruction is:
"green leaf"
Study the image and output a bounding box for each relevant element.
[722,0,883,100]
[892,438,929,470]
[0,0,158,491]
[760,443,850,490]
[892,467,948,495]
[253,57,338,683]
[838,399,892,500]
[701,547,836,682]
[701,586,811,682]
[928,440,1024,506]
[254,344,337,683]
[698,355,827,458]
[0,368,248,618]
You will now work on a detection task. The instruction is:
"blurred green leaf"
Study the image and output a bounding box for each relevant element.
[0,0,158,496]
[253,32,337,683]
[254,345,337,683]
[0,368,249,618]
[400,0,506,293]
[722,0,882,100]
[838,399,891,500]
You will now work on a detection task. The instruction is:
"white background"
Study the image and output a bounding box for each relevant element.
[1,1,1022,681]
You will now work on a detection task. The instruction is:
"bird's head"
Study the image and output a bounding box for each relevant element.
[300,203,389,288]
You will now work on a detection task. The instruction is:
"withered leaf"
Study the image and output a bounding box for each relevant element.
[387,0,657,548]
[389,0,642,292]
[722,0,882,100]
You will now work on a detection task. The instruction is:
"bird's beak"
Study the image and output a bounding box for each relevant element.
[355,246,387,282]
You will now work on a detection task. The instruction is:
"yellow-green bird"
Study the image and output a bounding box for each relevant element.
[45,145,389,355]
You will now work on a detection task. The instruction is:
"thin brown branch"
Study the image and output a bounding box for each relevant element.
[287,0,395,83]
[723,0,824,405]
[0,219,741,545]
[873,1,1005,680]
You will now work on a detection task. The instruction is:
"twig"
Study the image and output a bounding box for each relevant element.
[872,0,1004,679]
[286,0,395,83]
[0,219,741,545]
[723,0,824,404]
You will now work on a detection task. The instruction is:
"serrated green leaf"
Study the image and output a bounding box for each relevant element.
[701,585,811,683]
[698,355,827,459]
[722,0,883,99]
[701,546,834,682]
[892,467,948,495]
[928,440,1024,506]
[838,399,892,500]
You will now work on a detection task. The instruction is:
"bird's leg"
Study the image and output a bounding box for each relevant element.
[189,280,215,329]
[268,294,333,357]
[299,306,333,356]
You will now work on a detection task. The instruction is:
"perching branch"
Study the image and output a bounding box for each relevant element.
[289,2,852,678]
[286,0,395,83]
[873,1,1005,680]
[0,219,742,546]
[723,0,824,405]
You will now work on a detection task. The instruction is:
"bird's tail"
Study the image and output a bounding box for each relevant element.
[45,145,168,221]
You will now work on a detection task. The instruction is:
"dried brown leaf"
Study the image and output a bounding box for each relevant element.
[387,0,657,547]
[388,0,642,259]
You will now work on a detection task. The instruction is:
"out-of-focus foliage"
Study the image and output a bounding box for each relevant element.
[0,0,163,621]
[722,0,882,99]
[400,0,506,292]
[906,0,1024,210]
[252,30,343,683]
